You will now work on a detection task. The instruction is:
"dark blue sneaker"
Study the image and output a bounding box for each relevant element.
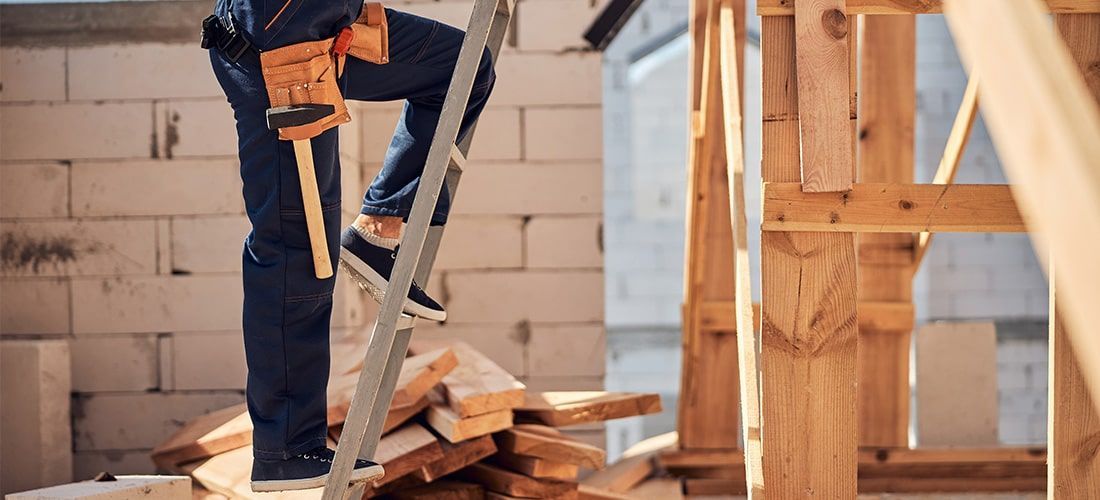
[250,446,384,492]
[339,226,447,322]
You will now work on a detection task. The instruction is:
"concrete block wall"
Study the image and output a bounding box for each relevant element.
[0,0,605,483]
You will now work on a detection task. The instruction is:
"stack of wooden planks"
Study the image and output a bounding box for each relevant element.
[150,340,661,499]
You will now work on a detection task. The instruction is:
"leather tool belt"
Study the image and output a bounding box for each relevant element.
[203,2,390,141]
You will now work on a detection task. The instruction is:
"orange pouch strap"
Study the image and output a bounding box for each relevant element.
[260,38,351,141]
[348,2,389,64]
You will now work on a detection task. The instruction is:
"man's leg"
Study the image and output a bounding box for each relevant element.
[209,37,388,494]
[336,9,495,320]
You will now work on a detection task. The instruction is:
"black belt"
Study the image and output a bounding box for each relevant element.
[201,14,260,63]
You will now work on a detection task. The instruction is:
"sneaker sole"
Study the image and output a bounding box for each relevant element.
[250,464,385,492]
[339,247,447,322]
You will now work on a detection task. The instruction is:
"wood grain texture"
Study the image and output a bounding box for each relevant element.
[761,15,859,497]
[494,424,607,469]
[678,0,742,451]
[387,481,485,500]
[717,0,762,493]
[581,432,675,493]
[1049,14,1100,498]
[515,392,662,427]
[457,462,578,498]
[426,404,513,443]
[489,449,580,480]
[409,340,525,418]
[390,348,459,407]
[416,433,497,482]
[944,0,1100,413]
[762,182,1025,232]
[369,423,445,487]
[758,0,1100,15]
[794,0,853,192]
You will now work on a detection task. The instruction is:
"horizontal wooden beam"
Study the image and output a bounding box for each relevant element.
[762,182,1025,233]
[662,446,1046,492]
[758,0,1100,16]
[699,300,913,332]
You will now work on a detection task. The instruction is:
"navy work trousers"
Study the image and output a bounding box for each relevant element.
[209,0,494,460]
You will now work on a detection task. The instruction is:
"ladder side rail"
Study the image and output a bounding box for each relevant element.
[320,0,501,496]
[413,2,513,284]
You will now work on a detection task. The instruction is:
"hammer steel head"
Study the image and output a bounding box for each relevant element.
[266,104,337,130]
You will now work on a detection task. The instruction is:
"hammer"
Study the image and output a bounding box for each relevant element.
[267,103,335,279]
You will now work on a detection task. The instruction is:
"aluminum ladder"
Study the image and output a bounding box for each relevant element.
[321,0,513,497]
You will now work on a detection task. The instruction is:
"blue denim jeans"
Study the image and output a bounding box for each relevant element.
[209,0,494,460]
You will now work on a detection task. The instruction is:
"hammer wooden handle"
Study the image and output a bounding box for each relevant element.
[292,139,333,279]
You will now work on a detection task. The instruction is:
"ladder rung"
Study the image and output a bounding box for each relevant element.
[449,144,467,172]
[396,314,416,330]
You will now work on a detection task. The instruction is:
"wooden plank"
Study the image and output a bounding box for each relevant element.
[626,478,684,499]
[857,13,915,449]
[944,0,1100,413]
[793,0,853,192]
[760,15,858,497]
[514,392,662,427]
[489,449,580,480]
[915,322,999,446]
[327,394,430,441]
[682,478,746,495]
[576,485,629,500]
[700,301,913,344]
[150,404,253,469]
[409,340,526,418]
[679,0,741,452]
[426,404,513,443]
[8,477,191,500]
[859,447,1046,493]
[1049,13,1100,498]
[580,432,675,493]
[913,74,980,270]
[457,463,578,498]
[762,182,1025,232]
[416,433,497,482]
[494,424,606,469]
[717,0,762,493]
[646,446,1047,492]
[368,423,445,488]
[485,491,578,500]
[390,347,459,407]
[388,481,484,500]
[758,0,1100,15]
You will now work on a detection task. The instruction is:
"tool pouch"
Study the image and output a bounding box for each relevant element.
[259,2,390,141]
[261,39,350,141]
[348,2,389,64]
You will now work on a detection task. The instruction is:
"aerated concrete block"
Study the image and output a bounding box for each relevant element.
[1,340,72,495]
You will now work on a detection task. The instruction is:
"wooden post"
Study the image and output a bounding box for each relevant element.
[760,15,859,497]
[856,14,915,448]
[1048,13,1100,497]
[678,0,742,451]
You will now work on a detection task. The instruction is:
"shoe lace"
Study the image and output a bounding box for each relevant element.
[299,447,335,463]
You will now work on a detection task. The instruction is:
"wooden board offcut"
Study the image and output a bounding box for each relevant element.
[514,392,661,427]
[426,404,513,443]
[415,433,498,482]
[457,462,578,498]
[410,340,526,418]
[494,424,606,469]
[488,449,580,480]
[793,0,853,192]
